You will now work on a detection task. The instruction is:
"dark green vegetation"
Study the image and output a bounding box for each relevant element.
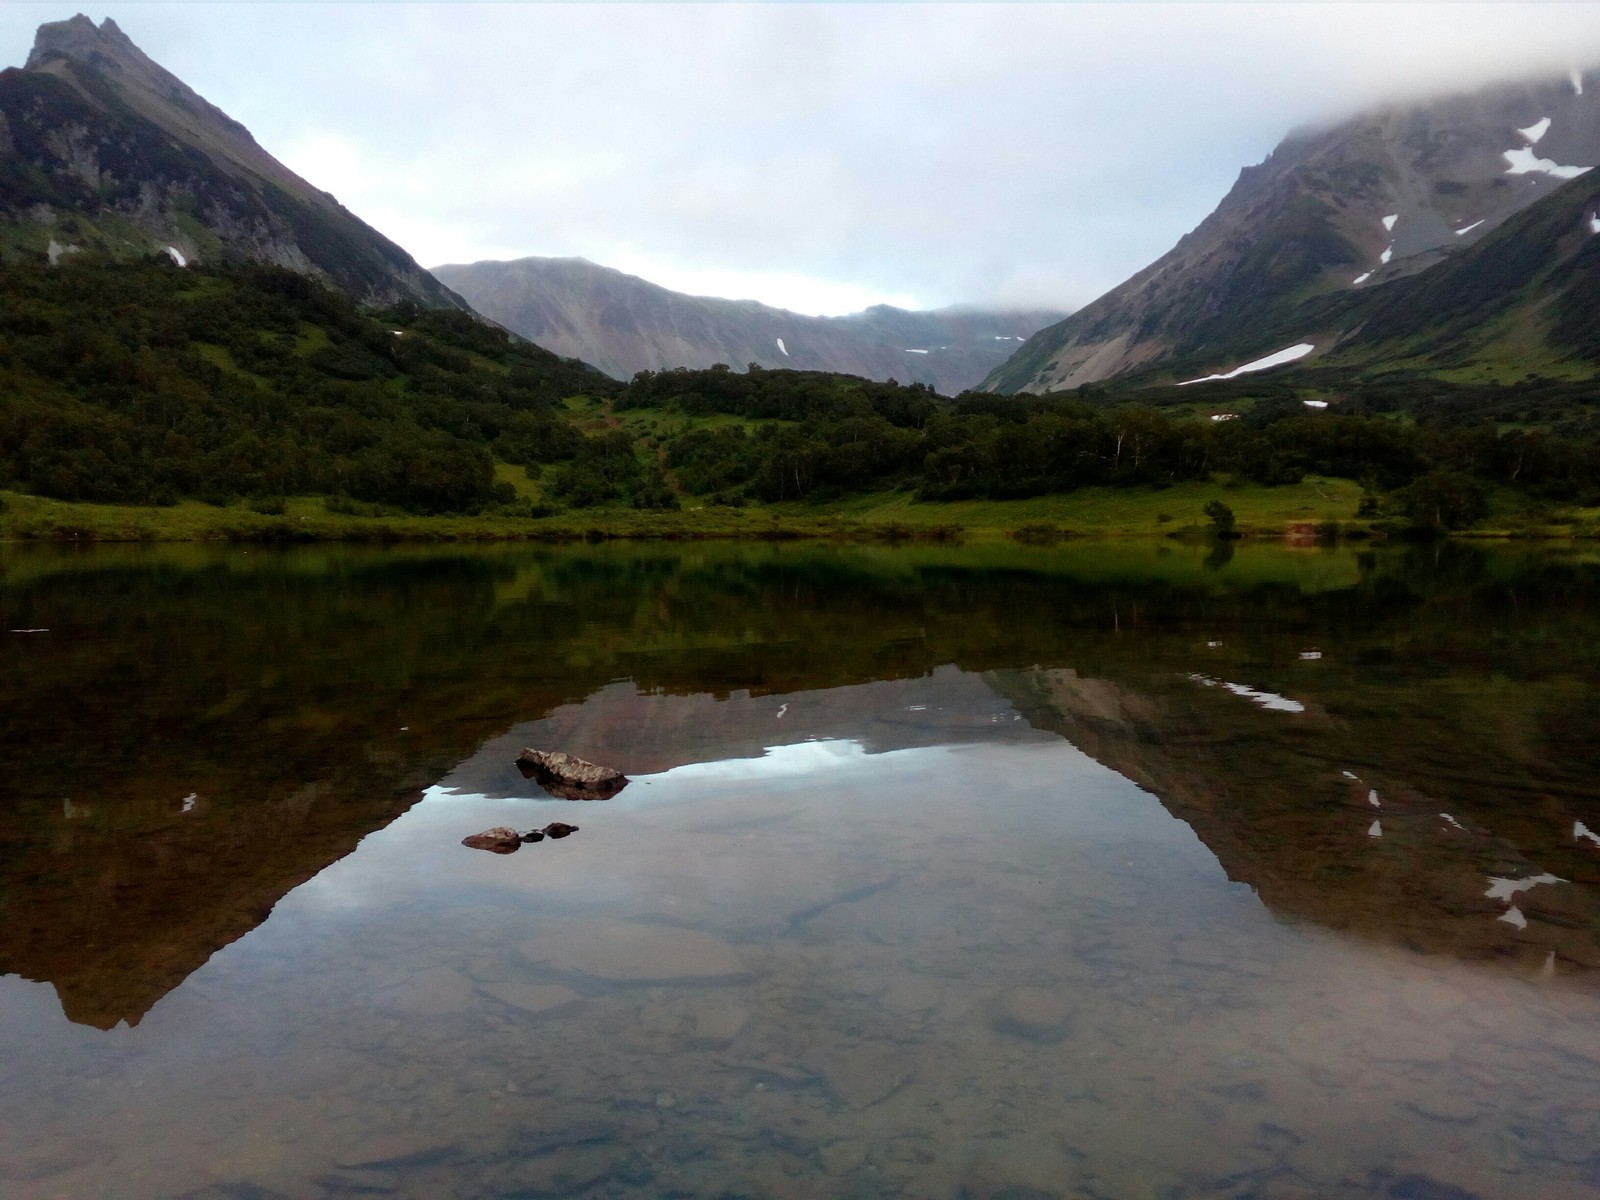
[607,364,1600,531]
[0,254,611,512]
[4,253,1600,539]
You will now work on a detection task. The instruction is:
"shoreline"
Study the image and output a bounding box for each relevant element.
[1,483,1592,545]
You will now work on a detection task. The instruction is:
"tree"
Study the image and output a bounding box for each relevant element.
[1203,499,1239,538]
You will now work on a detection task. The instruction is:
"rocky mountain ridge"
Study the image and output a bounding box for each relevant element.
[987,66,1600,393]
[0,15,463,308]
[432,255,1064,394]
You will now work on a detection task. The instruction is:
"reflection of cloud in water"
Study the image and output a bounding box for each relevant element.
[636,738,869,784]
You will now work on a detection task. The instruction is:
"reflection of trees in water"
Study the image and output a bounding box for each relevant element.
[1,541,1598,1024]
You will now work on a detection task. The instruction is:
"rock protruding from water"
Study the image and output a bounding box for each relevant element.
[516,749,629,800]
[462,823,580,853]
[461,827,524,854]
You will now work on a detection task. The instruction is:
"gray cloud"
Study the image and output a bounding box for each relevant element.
[3,4,1597,314]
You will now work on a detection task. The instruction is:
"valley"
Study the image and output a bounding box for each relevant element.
[1,16,1598,546]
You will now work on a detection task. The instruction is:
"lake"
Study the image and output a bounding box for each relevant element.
[2,539,1599,1199]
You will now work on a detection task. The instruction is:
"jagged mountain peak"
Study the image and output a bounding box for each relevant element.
[0,15,463,309]
[30,14,145,68]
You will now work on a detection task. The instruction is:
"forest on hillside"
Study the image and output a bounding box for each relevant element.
[4,255,1600,532]
[0,254,611,512]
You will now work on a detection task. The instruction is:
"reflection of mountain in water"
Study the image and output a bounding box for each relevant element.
[442,668,1038,800]
[993,659,1600,973]
[3,541,1600,1027]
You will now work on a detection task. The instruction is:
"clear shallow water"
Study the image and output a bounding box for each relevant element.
[3,541,1600,1199]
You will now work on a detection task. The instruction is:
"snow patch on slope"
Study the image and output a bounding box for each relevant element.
[1351,271,1372,285]
[1379,246,1393,265]
[165,246,187,267]
[1455,220,1485,236]
[1504,146,1590,179]
[1187,673,1306,713]
[775,337,789,356]
[1382,213,1398,232]
[1518,117,1552,145]
[1177,342,1314,386]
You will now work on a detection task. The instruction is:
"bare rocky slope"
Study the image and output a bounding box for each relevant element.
[0,15,463,308]
[987,67,1600,393]
[432,255,1064,394]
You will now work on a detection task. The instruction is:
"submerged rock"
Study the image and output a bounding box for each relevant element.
[991,986,1075,1043]
[516,749,629,800]
[521,829,546,843]
[519,920,747,984]
[462,827,523,854]
[541,822,579,839]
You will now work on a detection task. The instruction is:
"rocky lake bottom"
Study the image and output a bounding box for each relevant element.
[2,541,1599,1199]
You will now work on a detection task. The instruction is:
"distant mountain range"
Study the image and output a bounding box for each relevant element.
[0,15,461,308]
[987,68,1600,393]
[432,256,1064,394]
[5,16,1597,399]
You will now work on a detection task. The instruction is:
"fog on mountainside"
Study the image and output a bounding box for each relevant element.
[0,15,462,309]
[433,257,1065,394]
[987,65,1600,394]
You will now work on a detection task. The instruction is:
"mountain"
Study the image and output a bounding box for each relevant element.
[431,255,1064,394]
[987,67,1600,393]
[1315,168,1600,375]
[0,15,462,308]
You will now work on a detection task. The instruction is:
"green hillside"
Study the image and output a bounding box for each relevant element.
[0,253,614,512]
[8,254,1600,542]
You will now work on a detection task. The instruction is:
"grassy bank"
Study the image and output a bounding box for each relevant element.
[0,475,1590,544]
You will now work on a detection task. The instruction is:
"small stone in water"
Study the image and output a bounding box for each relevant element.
[543,822,579,839]
[462,827,523,853]
[991,986,1075,1042]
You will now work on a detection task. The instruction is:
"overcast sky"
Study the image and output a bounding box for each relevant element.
[3,3,1598,315]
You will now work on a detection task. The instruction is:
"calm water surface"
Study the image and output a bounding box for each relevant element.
[2,540,1600,1199]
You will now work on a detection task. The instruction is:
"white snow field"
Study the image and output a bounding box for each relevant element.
[1177,342,1314,386]
[1504,146,1590,179]
[1186,674,1306,714]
